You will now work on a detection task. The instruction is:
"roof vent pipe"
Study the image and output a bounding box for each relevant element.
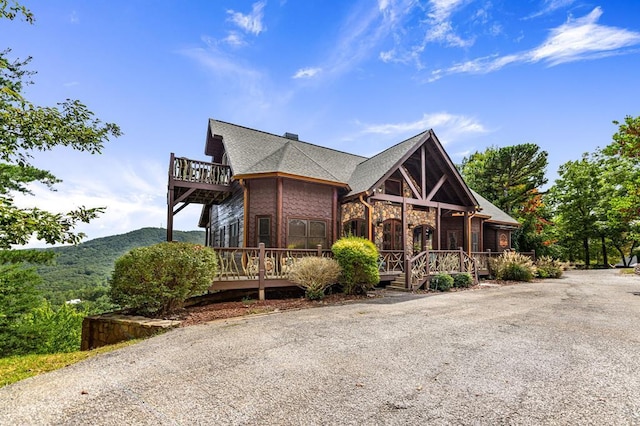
[284,132,299,141]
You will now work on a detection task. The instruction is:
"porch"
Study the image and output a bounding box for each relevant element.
[208,244,536,299]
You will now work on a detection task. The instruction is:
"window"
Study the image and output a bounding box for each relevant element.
[257,216,271,247]
[447,230,461,250]
[472,232,479,252]
[343,219,366,238]
[218,226,226,247]
[382,219,402,250]
[229,220,240,247]
[384,179,402,196]
[288,219,327,249]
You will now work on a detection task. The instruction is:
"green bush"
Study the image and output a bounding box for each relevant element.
[109,242,218,315]
[331,236,379,295]
[15,302,85,354]
[490,251,536,282]
[453,272,473,288]
[430,273,453,291]
[287,256,342,300]
[535,256,564,278]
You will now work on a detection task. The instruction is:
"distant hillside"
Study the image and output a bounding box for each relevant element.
[32,228,206,308]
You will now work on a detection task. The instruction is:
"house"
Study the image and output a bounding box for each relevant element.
[167,119,521,291]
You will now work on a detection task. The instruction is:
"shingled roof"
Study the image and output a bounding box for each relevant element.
[207,119,478,208]
[209,120,365,185]
[470,189,520,227]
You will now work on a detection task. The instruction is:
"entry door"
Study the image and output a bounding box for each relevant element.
[383,219,402,250]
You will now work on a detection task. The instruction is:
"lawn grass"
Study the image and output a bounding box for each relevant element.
[0,340,138,388]
[619,268,637,275]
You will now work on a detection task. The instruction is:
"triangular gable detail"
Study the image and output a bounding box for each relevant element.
[348,130,478,209]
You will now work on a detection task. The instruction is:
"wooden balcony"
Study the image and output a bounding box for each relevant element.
[167,153,232,241]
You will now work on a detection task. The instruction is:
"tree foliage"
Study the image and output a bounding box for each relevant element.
[461,144,548,217]
[1,5,121,252]
[0,263,43,356]
[547,155,602,266]
[0,1,121,357]
[603,115,640,160]
[461,143,549,253]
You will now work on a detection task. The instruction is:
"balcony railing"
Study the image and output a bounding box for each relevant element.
[171,156,231,186]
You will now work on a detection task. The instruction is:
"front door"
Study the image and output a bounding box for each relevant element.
[413,225,434,254]
[382,219,402,250]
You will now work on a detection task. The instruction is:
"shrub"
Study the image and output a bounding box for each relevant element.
[331,237,380,295]
[15,302,85,354]
[535,256,564,279]
[490,251,536,282]
[430,273,453,291]
[109,242,218,315]
[453,272,473,288]
[287,256,342,300]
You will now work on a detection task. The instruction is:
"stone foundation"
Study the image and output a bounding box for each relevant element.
[81,313,181,351]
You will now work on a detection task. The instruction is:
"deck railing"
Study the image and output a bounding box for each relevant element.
[406,248,478,290]
[172,156,231,186]
[210,245,534,296]
[213,245,332,281]
[471,250,536,273]
[378,250,405,273]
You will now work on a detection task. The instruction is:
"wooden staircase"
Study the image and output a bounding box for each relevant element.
[386,273,412,292]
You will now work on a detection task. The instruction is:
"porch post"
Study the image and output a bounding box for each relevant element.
[436,205,441,250]
[258,243,266,300]
[402,198,407,254]
[332,188,338,245]
[276,178,283,248]
[405,256,411,290]
[167,153,175,242]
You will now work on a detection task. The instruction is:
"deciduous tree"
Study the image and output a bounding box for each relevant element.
[1,2,121,253]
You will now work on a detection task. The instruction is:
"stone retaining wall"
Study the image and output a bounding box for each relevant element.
[81,313,181,350]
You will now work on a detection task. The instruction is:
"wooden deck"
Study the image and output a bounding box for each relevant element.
[208,246,536,298]
[167,154,232,241]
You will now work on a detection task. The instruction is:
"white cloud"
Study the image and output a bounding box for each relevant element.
[292,67,322,79]
[430,7,640,80]
[223,31,247,47]
[358,112,489,143]
[69,10,79,24]
[424,0,474,47]
[227,1,267,35]
[13,158,201,249]
[526,0,576,20]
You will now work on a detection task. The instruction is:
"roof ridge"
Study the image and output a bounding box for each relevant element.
[286,142,343,182]
[354,129,430,168]
[210,118,368,161]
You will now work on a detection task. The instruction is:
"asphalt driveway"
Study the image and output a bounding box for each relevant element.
[2,269,640,425]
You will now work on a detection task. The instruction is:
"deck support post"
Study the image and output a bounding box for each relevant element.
[459,247,464,272]
[258,243,266,300]
[404,257,411,290]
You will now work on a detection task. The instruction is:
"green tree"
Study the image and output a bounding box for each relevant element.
[547,155,602,267]
[597,154,640,266]
[603,115,640,160]
[0,263,43,356]
[1,3,121,253]
[0,1,120,356]
[461,144,549,252]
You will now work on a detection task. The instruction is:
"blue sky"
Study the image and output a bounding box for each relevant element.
[4,0,640,247]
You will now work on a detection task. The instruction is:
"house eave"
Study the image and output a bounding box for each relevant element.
[233,172,351,189]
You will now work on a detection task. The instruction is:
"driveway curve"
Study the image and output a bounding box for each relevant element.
[2,269,640,425]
